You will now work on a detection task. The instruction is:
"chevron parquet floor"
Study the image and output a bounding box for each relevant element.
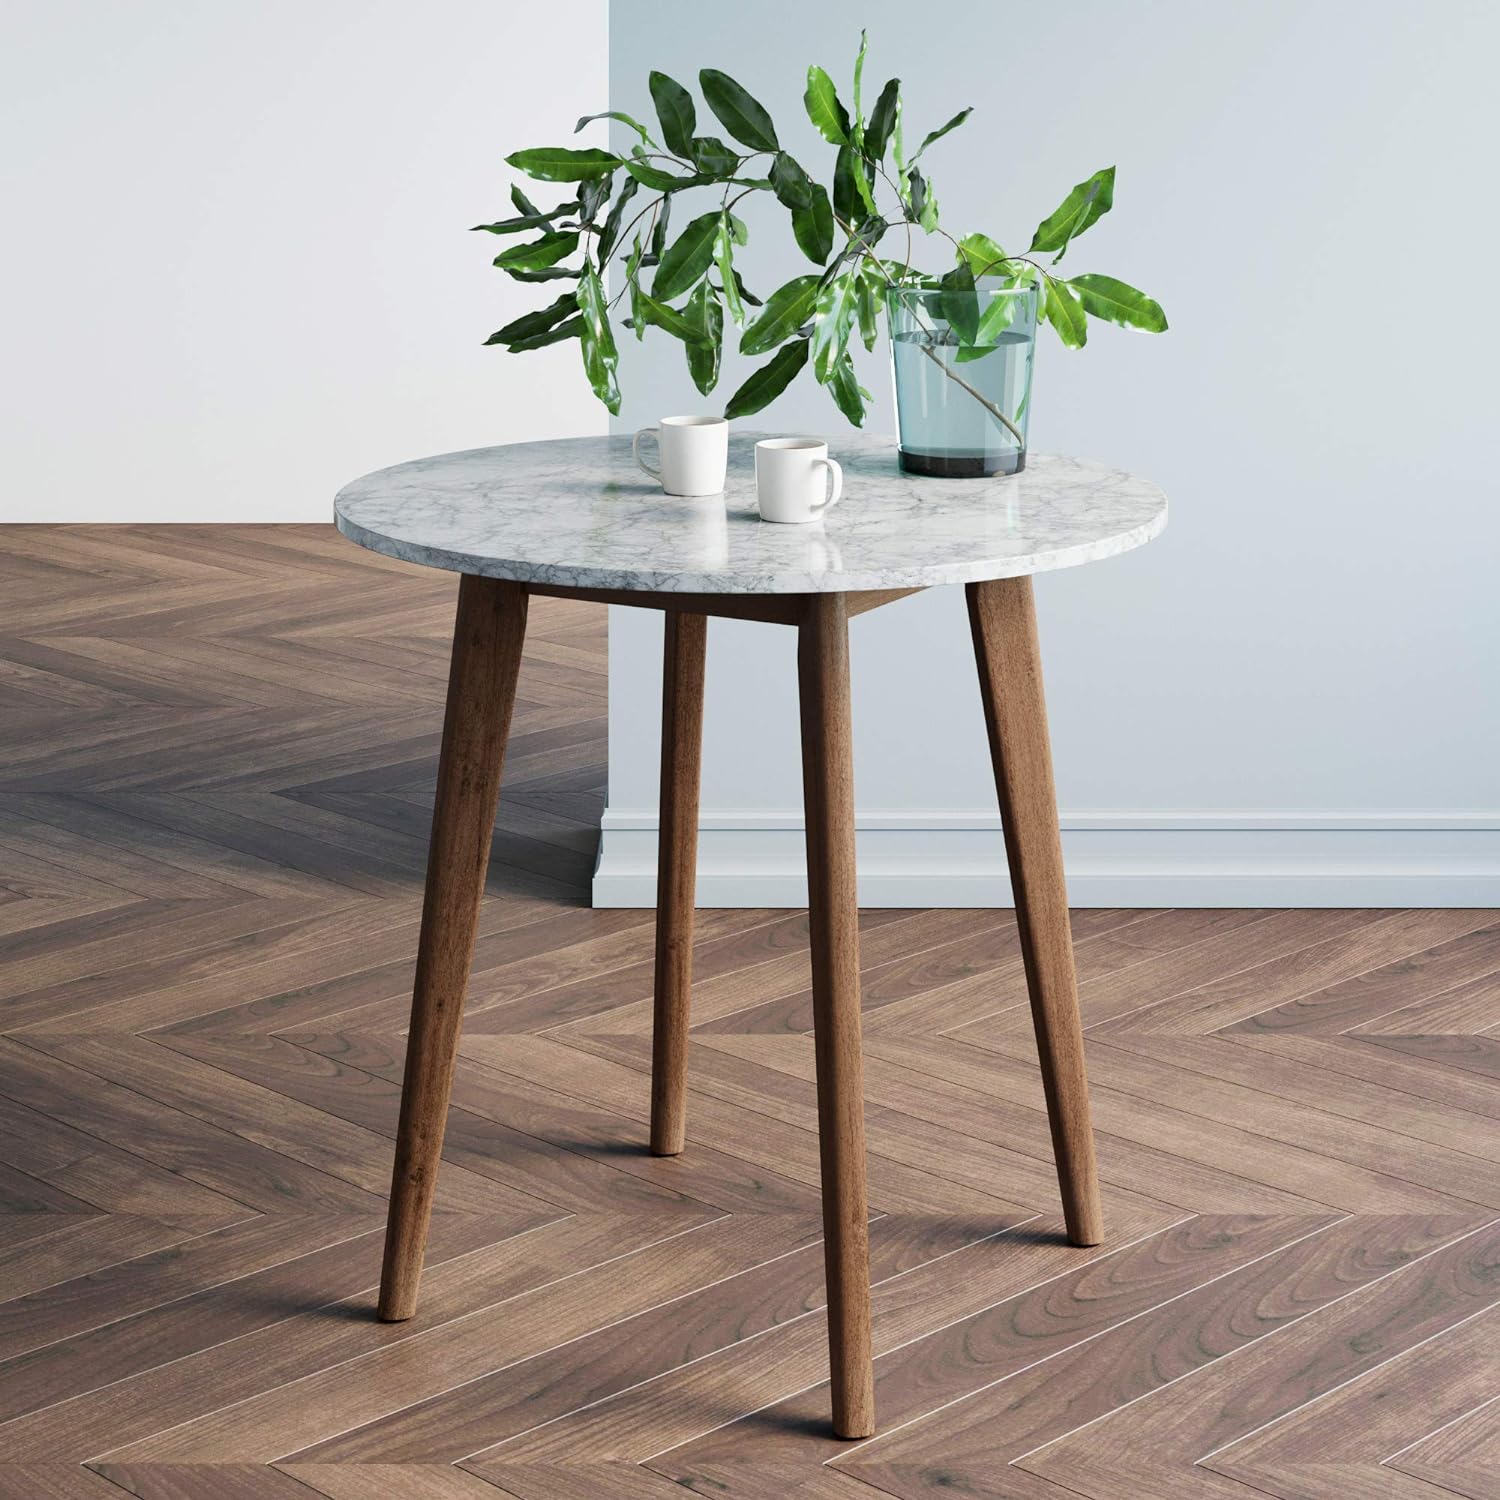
[1,525,1498,1500]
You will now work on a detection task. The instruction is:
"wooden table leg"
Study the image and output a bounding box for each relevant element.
[378,575,529,1320]
[967,577,1103,1247]
[798,592,876,1439]
[650,611,707,1156]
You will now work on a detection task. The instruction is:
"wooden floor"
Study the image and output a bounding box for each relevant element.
[2,525,1499,1500]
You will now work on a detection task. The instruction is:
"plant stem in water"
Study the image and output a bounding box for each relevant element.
[917,343,1027,447]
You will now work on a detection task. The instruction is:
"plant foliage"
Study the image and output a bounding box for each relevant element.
[480,32,1166,421]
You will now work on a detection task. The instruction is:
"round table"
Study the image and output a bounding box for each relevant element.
[335,431,1167,1440]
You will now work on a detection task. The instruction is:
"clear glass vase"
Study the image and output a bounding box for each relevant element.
[887,282,1039,477]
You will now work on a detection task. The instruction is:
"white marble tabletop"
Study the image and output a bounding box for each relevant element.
[334,433,1166,595]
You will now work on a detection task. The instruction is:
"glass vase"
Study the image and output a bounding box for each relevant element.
[887,282,1039,477]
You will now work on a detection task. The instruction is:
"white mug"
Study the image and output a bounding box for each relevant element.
[633,415,728,496]
[754,438,843,524]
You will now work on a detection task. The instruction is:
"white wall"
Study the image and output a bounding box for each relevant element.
[599,0,1500,906]
[1,3,608,522]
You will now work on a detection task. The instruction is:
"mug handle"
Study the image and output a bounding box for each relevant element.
[811,457,844,512]
[632,426,661,480]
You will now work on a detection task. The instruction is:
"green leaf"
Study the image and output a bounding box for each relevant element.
[505,316,583,352]
[804,65,851,144]
[577,263,620,413]
[851,29,868,146]
[855,262,881,351]
[811,271,858,383]
[910,108,971,162]
[576,173,613,226]
[724,338,810,418]
[1029,166,1115,260]
[727,212,748,245]
[1043,276,1088,348]
[492,230,579,271]
[503,265,583,283]
[575,110,654,146]
[625,236,646,342]
[650,194,672,260]
[906,169,927,224]
[648,71,697,157]
[1068,273,1168,332]
[828,353,867,425]
[505,147,620,182]
[622,156,702,192]
[510,184,543,217]
[957,279,1025,362]
[634,290,703,341]
[740,274,820,356]
[972,288,1019,344]
[792,184,835,265]
[918,173,940,232]
[714,214,745,326]
[595,175,639,265]
[865,79,901,163]
[770,152,814,209]
[691,135,739,177]
[833,145,876,223]
[699,68,778,153]
[957,232,1009,279]
[770,153,831,265]
[936,262,979,344]
[833,145,858,225]
[847,215,887,258]
[652,211,720,301]
[483,291,579,346]
[852,153,878,215]
[685,283,723,395]
[471,207,570,235]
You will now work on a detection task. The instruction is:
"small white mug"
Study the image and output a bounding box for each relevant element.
[755,438,843,524]
[633,415,728,496]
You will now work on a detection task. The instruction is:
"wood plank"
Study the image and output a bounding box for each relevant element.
[1351,967,1500,1036]
[0,1467,135,1499]
[285,1465,525,1500]
[1097,908,1495,1038]
[838,1213,1473,1497]
[130,1214,825,1463]
[92,1465,332,1499]
[656,1212,1340,1478]
[1205,1302,1500,1497]
[1390,1392,1500,1497]
[1015,1216,1500,1499]
[873,1031,1475,1213]
[0,1210,575,1463]
[471,1207,1177,1466]
[0,1039,390,1215]
[973,1029,1500,1210]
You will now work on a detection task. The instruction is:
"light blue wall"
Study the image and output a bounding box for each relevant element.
[602,0,1500,904]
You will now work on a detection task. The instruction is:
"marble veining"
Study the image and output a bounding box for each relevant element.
[334,432,1166,594]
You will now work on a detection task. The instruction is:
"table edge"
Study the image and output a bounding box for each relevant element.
[333,504,1167,595]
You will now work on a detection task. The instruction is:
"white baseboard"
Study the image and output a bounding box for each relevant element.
[591,808,1500,908]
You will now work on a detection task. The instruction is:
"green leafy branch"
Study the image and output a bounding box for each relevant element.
[478,32,1167,426]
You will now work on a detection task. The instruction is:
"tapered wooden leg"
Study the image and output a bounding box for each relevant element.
[967,577,1103,1247]
[798,592,876,1440]
[378,575,528,1320]
[650,611,707,1156]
